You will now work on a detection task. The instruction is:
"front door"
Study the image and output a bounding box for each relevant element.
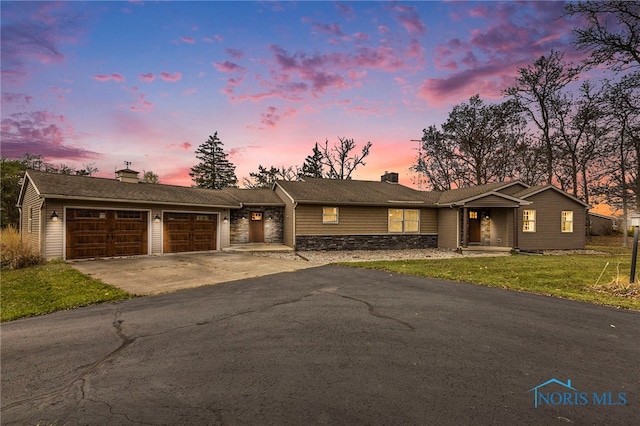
[249,211,264,243]
[469,210,481,244]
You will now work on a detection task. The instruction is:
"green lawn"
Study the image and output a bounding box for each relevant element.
[339,245,640,310]
[1,261,133,322]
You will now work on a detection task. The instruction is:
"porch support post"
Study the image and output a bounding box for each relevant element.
[513,207,519,250]
[462,206,468,248]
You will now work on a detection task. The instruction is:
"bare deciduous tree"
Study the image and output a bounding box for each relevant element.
[320,137,372,180]
[566,0,640,72]
[504,50,580,185]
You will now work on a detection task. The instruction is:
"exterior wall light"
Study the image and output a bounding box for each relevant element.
[51,211,59,222]
[154,214,161,222]
[223,216,228,223]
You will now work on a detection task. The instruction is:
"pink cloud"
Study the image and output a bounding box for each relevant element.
[418,62,520,104]
[226,48,244,59]
[344,105,382,116]
[213,61,245,73]
[0,2,83,84]
[139,73,155,83]
[2,93,33,105]
[203,34,223,43]
[260,106,298,128]
[168,141,192,150]
[159,72,182,82]
[302,17,344,37]
[391,4,426,36]
[335,3,355,20]
[130,93,153,113]
[424,2,584,104]
[181,36,195,44]
[93,73,126,83]
[0,110,100,160]
[352,32,369,41]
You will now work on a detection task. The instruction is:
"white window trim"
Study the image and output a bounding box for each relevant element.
[561,211,574,233]
[322,207,339,224]
[523,209,536,233]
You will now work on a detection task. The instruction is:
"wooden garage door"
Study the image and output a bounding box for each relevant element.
[163,213,217,253]
[66,209,148,259]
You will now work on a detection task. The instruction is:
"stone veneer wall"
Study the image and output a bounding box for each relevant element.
[230,207,284,244]
[295,234,438,251]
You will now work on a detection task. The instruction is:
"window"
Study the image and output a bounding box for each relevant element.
[75,209,103,219]
[322,207,339,224]
[116,210,142,219]
[523,210,536,232]
[389,209,420,233]
[469,211,478,219]
[404,209,420,233]
[167,213,189,221]
[561,211,573,233]
[28,206,33,233]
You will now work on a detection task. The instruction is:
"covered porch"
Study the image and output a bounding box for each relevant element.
[456,193,531,250]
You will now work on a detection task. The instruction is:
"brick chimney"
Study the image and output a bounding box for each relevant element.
[381,171,399,183]
[115,168,140,183]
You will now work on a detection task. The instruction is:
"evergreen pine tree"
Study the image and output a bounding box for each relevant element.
[189,133,238,189]
[298,143,324,178]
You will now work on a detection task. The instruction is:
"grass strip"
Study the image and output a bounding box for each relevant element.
[339,248,640,310]
[1,261,133,322]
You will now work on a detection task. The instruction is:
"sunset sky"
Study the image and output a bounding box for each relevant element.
[1,1,595,187]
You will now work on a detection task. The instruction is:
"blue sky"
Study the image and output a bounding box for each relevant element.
[1,1,589,186]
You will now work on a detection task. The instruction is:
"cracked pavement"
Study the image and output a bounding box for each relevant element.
[2,265,639,425]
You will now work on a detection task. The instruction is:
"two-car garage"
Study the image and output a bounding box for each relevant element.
[65,209,218,260]
[66,209,149,260]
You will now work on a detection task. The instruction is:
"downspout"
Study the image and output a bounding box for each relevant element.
[39,201,45,258]
[513,207,519,250]
[292,202,298,249]
[462,207,468,248]
[17,206,23,242]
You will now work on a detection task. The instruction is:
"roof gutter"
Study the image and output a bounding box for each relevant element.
[38,194,242,209]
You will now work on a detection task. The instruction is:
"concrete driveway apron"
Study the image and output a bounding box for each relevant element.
[70,252,324,295]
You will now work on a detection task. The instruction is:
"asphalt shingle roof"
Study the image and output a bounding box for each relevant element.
[26,170,242,208]
[435,181,519,205]
[276,178,441,206]
[224,188,285,206]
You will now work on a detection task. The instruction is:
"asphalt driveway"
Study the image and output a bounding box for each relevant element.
[70,252,324,295]
[2,266,639,425]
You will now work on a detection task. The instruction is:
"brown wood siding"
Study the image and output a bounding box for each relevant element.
[488,208,512,247]
[437,208,459,249]
[295,205,437,236]
[275,186,295,247]
[20,180,43,254]
[420,208,438,234]
[465,194,520,208]
[518,190,587,250]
